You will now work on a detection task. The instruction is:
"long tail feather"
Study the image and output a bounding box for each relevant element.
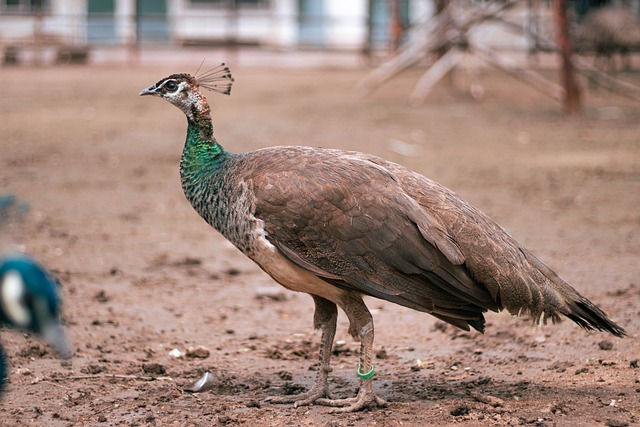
[519,249,626,337]
[566,298,627,337]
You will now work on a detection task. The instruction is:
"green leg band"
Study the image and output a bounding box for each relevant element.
[357,364,375,380]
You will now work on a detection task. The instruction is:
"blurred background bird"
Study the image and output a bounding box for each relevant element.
[0,194,71,395]
[0,253,72,394]
[574,5,640,72]
[141,65,625,412]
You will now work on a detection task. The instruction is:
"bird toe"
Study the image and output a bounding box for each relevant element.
[265,386,333,407]
[319,387,387,413]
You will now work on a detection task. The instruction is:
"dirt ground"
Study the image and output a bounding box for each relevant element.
[0,57,639,426]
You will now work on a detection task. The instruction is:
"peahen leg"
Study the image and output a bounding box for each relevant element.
[266,295,338,406]
[316,295,386,413]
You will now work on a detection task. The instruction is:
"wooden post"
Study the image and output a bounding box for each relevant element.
[129,0,141,65]
[553,0,581,114]
[389,0,404,52]
[526,0,539,64]
[433,0,450,60]
[33,9,44,66]
[363,0,374,59]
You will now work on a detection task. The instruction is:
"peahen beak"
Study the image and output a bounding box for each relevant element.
[42,322,72,359]
[139,85,158,96]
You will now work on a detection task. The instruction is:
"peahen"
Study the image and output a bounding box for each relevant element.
[0,253,71,394]
[140,65,626,412]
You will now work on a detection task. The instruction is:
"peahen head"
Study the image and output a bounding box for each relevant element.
[140,64,234,123]
[0,254,71,360]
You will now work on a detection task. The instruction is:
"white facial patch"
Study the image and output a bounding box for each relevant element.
[159,80,187,95]
[1,270,31,327]
[166,81,201,120]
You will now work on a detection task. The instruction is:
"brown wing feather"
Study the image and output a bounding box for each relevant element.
[238,147,498,329]
[372,155,625,337]
[229,146,624,336]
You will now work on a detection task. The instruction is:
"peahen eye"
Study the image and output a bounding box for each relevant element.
[164,80,178,92]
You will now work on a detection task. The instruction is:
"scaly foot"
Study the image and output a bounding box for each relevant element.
[265,380,334,407]
[316,384,387,413]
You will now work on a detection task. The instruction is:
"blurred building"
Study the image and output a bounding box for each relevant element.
[2,0,639,65]
[0,0,432,51]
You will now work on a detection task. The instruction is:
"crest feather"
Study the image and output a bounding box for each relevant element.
[195,63,234,95]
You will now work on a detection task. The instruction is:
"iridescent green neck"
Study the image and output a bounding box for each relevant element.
[180,113,232,208]
[181,117,228,175]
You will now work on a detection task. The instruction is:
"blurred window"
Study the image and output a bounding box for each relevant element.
[188,0,269,8]
[0,0,48,14]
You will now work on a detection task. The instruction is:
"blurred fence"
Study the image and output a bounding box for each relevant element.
[1,0,640,65]
[0,5,392,48]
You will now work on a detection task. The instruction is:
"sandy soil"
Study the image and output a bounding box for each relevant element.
[0,59,639,427]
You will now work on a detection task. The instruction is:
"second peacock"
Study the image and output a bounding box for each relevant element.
[0,253,72,394]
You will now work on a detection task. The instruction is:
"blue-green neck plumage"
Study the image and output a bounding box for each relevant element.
[180,95,227,183]
[179,106,236,230]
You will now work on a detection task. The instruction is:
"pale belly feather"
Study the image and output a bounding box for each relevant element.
[249,234,351,306]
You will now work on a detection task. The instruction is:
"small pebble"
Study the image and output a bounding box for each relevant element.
[217,415,233,424]
[413,359,426,370]
[246,400,261,408]
[450,404,470,416]
[605,419,629,427]
[598,340,613,351]
[470,392,504,407]
[94,290,109,303]
[168,348,183,358]
[225,268,241,276]
[255,286,287,301]
[142,363,166,375]
[186,345,210,359]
